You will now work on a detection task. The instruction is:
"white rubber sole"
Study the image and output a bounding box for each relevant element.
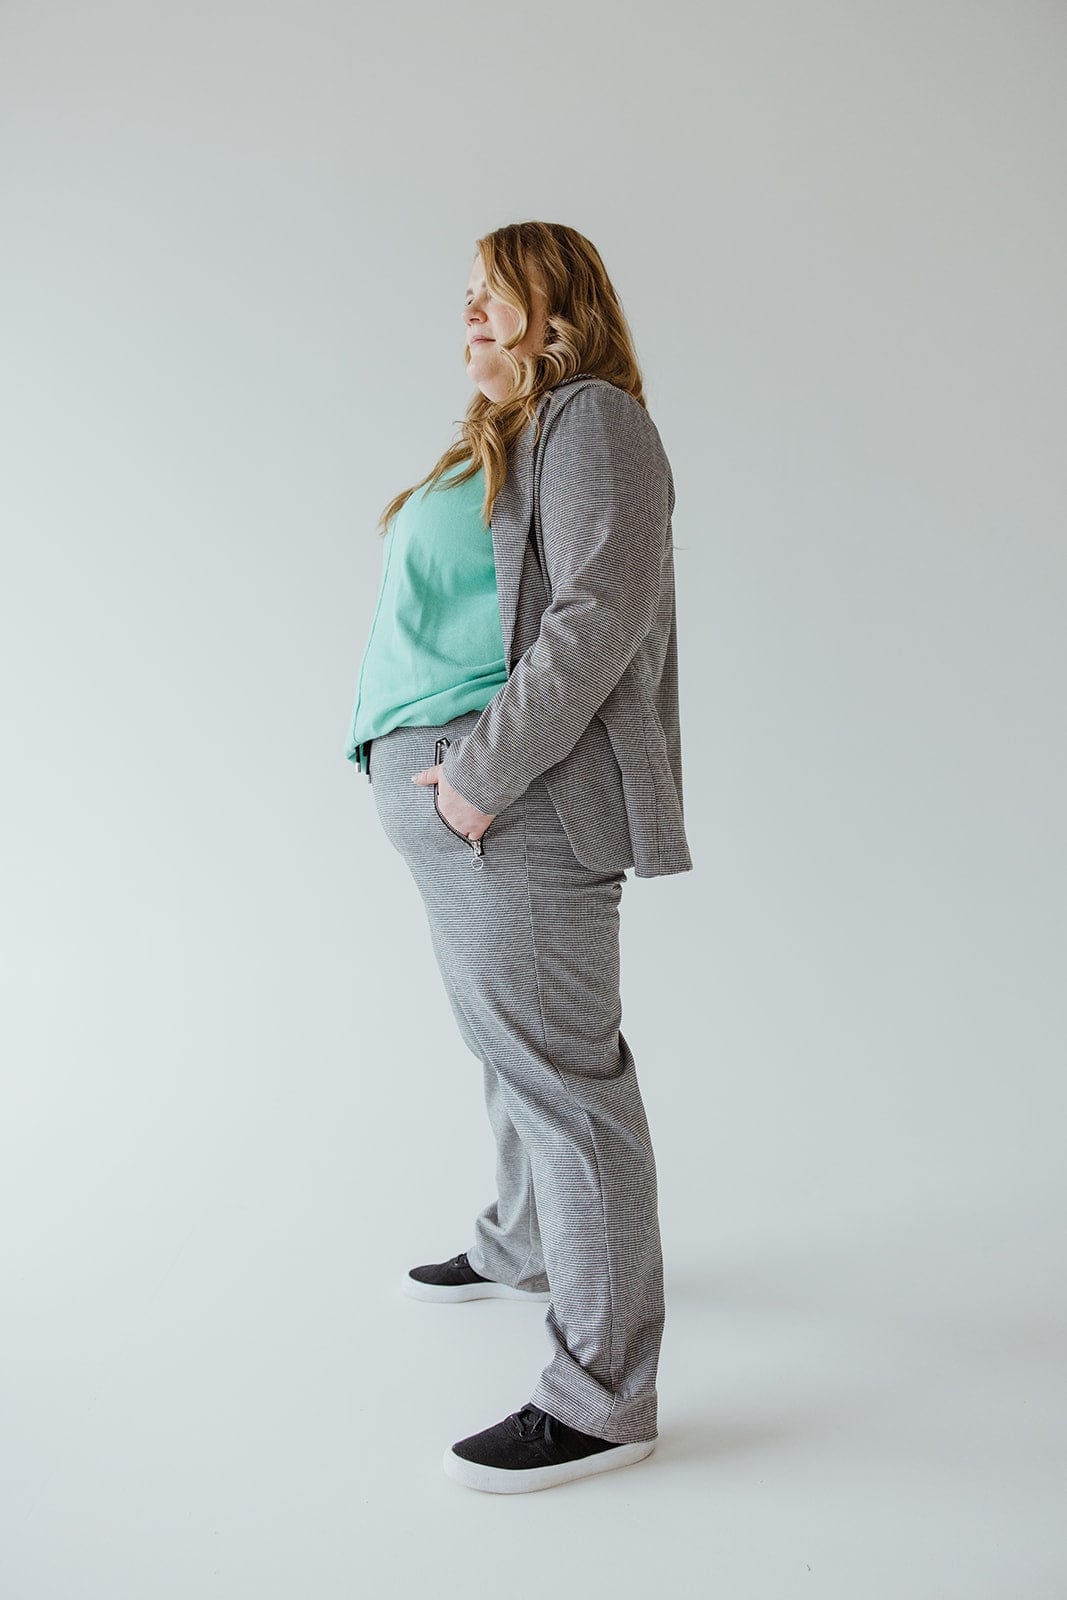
[402,1273,552,1304]
[442,1436,656,1493]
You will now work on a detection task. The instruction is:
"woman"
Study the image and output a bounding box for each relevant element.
[345,221,693,1494]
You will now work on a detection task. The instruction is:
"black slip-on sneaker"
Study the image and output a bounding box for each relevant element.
[403,1250,552,1303]
[443,1402,656,1493]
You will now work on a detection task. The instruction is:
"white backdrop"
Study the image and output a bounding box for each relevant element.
[1,2,1064,1596]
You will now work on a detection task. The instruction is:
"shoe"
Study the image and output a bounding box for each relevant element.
[443,1402,656,1493]
[403,1250,552,1304]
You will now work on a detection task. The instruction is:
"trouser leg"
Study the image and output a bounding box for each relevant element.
[470,1057,549,1292]
[427,928,548,1292]
[368,710,664,1445]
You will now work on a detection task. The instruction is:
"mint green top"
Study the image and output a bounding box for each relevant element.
[344,462,507,772]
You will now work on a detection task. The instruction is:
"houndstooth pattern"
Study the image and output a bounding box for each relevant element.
[370,708,664,1444]
[438,378,693,879]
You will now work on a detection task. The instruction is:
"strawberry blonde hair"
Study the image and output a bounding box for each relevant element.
[375,221,647,537]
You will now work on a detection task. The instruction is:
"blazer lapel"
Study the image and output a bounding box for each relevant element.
[489,411,539,671]
[488,380,594,671]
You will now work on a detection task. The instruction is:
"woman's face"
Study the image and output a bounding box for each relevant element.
[464,252,547,401]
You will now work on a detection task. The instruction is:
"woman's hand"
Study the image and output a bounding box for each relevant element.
[411,763,497,843]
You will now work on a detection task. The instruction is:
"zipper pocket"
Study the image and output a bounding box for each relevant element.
[433,736,485,859]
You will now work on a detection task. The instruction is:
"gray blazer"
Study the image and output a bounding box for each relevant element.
[439,374,693,879]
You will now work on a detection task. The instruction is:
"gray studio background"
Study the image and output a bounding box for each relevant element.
[1,2,1064,1597]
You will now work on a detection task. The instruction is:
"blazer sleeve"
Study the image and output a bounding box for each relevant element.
[439,382,670,816]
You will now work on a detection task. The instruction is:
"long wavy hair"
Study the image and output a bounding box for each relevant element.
[374,221,647,538]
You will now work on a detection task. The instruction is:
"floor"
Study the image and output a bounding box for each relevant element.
[3,1176,1063,1600]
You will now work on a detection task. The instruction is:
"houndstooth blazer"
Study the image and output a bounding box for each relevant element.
[439,374,693,879]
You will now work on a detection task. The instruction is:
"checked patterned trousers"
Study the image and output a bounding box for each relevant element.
[368,706,665,1445]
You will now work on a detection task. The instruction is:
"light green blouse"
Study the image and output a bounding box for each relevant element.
[344,462,507,773]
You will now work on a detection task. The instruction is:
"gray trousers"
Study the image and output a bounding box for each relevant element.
[369,708,665,1444]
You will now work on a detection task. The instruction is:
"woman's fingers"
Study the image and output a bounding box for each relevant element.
[409,763,496,839]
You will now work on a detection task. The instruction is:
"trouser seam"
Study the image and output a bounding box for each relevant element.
[520,789,622,1425]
